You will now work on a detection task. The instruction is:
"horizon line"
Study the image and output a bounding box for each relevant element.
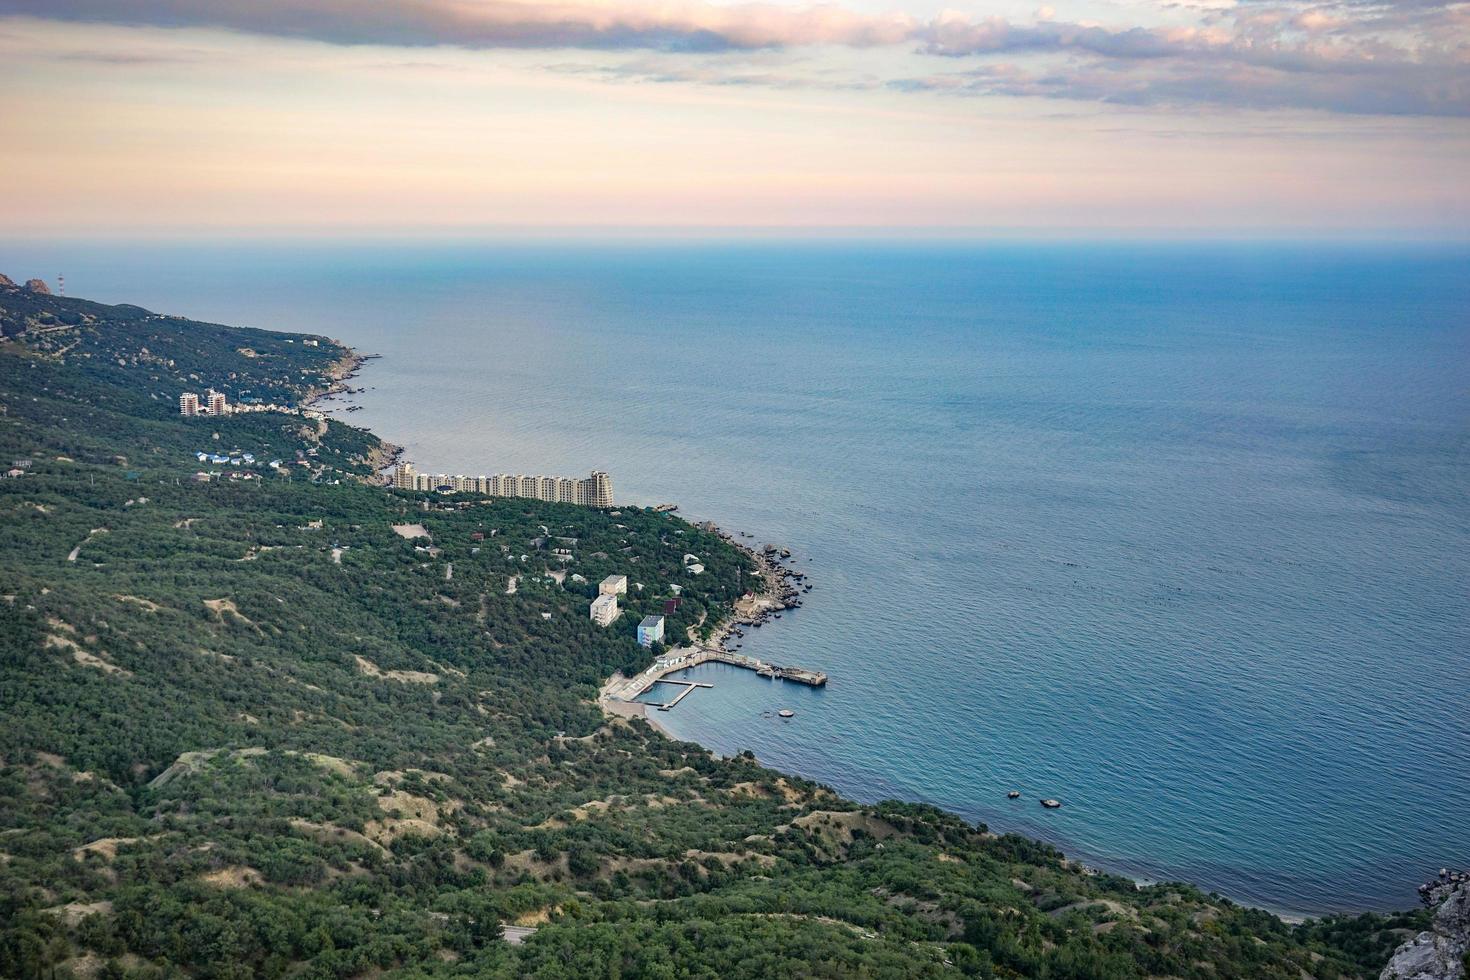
[5,226,1469,246]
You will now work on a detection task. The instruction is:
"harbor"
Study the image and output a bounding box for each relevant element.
[599,529,827,716]
[603,646,827,709]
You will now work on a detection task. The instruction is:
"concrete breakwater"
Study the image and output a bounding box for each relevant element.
[603,646,827,705]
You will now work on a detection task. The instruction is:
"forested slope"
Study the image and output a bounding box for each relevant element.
[0,278,1421,979]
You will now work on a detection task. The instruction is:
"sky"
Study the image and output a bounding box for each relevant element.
[0,0,1466,236]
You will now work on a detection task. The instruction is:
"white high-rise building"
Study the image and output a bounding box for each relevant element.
[577,471,613,508]
[205,389,228,416]
[392,463,416,489]
[179,392,200,416]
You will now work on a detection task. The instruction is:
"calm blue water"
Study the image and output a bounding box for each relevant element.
[4,239,1467,918]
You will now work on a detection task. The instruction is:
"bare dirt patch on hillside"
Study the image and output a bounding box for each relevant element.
[201,866,263,888]
[203,598,254,626]
[290,819,387,855]
[353,655,438,684]
[113,594,163,612]
[148,747,266,789]
[44,901,113,927]
[364,788,456,844]
[46,632,131,677]
[788,809,899,857]
[73,836,154,862]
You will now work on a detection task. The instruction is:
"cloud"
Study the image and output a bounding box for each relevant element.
[543,56,880,91]
[51,46,211,64]
[906,5,1469,116]
[891,58,1464,117]
[2,0,1466,115]
[0,0,916,52]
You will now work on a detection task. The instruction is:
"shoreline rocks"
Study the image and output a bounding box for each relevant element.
[1381,875,1469,980]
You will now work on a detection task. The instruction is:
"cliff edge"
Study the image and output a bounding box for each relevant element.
[1383,875,1470,980]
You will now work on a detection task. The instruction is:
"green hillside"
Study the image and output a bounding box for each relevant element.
[0,278,1420,979]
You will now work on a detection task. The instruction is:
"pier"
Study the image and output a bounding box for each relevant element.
[604,646,827,708]
[651,680,714,711]
[757,663,827,685]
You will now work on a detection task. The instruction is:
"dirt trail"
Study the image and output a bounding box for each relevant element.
[67,528,108,562]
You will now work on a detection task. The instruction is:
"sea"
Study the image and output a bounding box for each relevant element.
[4,238,1466,919]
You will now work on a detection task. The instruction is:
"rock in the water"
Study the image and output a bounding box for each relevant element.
[23,278,51,294]
[1382,879,1470,980]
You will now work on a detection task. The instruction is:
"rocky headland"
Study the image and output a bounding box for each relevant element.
[1382,872,1470,980]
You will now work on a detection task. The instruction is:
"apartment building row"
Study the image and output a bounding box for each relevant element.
[391,462,613,509]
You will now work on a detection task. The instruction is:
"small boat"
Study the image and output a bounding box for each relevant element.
[1040,799,1062,809]
[1007,791,1020,799]
[778,709,795,719]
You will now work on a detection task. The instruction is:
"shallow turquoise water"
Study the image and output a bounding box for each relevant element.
[4,239,1466,916]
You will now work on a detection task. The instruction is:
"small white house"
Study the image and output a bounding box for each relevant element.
[599,574,628,596]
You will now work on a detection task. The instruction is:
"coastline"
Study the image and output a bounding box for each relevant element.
[597,681,675,739]
[307,342,403,478]
[335,338,1370,927]
[596,532,803,730]
[591,525,1332,924]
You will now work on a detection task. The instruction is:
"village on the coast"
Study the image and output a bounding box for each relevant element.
[175,381,828,720]
[386,455,827,721]
[596,538,826,721]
